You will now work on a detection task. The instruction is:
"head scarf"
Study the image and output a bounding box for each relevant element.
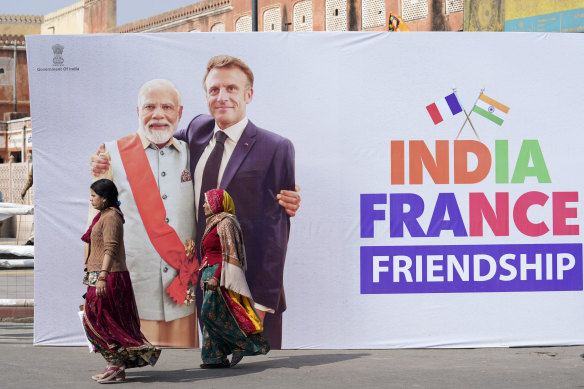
[205,188,235,216]
[201,189,246,270]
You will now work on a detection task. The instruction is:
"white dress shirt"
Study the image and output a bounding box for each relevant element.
[194,117,248,218]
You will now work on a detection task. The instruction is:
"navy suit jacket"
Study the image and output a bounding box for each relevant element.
[176,114,295,313]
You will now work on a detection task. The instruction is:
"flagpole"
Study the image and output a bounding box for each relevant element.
[453,88,473,139]
[465,88,484,140]
[454,87,482,140]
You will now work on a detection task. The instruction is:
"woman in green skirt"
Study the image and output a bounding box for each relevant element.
[199,188,270,368]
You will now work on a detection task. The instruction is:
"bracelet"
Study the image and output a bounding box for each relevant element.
[98,277,107,282]
[100,270,109,274]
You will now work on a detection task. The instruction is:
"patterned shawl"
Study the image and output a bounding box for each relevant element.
[203,189,264,333]
[201,189,247,270]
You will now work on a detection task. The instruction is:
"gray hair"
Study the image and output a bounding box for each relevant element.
[137,79,182,107]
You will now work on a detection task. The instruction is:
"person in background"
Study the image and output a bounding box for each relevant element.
[21,166,34,245]
[82,179,160,383]
[21,166,33,200]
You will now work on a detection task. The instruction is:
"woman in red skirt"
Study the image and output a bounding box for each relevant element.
[81,179,160,383]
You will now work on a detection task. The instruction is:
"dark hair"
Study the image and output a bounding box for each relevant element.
[90,179,119,209]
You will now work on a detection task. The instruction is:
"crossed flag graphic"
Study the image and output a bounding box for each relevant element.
[426,89,510,139]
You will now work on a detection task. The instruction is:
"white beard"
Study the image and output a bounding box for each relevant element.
[139,122,175,145]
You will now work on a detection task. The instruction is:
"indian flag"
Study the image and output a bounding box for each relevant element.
[472,94,510,126]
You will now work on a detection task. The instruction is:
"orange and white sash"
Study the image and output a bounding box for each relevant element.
[117,134,198,305]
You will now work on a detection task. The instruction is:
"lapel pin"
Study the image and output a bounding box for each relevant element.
[244,142,249,146]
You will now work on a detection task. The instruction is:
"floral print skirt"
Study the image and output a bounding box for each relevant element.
[201,264,270,364]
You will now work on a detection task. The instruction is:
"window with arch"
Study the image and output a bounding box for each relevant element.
[326,0,347,31]
[211,22,225,32]
[236,15,252,32]
[263,7,282,31]
[362,0,385,29]
[294,0,313,31]
[402,0,428,22]
[446,0,463,14]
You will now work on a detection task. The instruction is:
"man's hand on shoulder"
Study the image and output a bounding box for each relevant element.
[90,144,110,177]
[277,184,301,217]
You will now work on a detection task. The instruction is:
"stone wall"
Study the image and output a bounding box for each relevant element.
[84,0,116,33]
[0,45,29,119]
[41,1,85,34]
[110,0,463,33]
[40,0,116,35]
[0,15,42,36]
[0,118,32,163]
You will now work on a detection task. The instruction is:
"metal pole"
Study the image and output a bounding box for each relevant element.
[21,123,26,162]
[252,0,258,31]
[8,155,13,203]
[13,41,17,112]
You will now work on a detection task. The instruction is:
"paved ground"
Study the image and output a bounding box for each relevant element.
[2,322,584,388]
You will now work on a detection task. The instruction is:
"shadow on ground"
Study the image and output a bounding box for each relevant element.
[127,352,370,384]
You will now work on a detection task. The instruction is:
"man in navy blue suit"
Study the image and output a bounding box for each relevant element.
[175,55,297,350]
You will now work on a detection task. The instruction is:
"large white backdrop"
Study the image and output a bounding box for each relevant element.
[27,32,584,348]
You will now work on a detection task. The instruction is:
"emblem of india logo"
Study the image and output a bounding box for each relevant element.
[52,44,64,66]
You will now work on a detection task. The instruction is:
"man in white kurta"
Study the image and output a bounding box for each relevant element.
[92,79,197,347]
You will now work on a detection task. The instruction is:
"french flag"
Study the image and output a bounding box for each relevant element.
[426,93,463,125]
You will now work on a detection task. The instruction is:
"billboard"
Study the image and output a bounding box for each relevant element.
[27,32,584,348]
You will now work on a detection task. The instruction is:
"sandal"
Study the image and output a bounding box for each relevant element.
[93,370,126,382]
[97,365,126,384]
[92,367,108,381]
[100,371,125,384]
[230,353,244,367]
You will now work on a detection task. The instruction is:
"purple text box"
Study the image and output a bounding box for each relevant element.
[360,244,583,294]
